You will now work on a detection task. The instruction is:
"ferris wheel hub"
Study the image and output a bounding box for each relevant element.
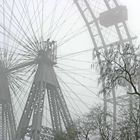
[35,39,57,65]
[99,6,128,27]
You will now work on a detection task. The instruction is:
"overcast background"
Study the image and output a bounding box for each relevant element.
[122,0,140,42]
[0,0,139,126]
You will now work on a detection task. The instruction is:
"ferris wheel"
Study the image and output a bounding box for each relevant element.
[0,0,136,139]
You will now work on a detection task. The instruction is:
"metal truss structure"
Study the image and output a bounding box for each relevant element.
[107,94,140,106]
[13,41,76,140]
[26,126,54,140]
[74,0,137,138]
[0,62,16,140]
[0,0,137,140]
[74,0,136,121]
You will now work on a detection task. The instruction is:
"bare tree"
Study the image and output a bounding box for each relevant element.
[54,125,78,140]
[54,132,67,140]
[116,98,140,140]
[98,43,140,96]
[87,105,112,140]
[76,116,97,140]
[94,43,140,139]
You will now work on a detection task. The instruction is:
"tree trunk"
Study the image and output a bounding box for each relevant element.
[103,91,107,125]
[111,87,117,140]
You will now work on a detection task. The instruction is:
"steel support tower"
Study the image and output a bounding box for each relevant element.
[0,0,136,140]
[15,41,76,140]
[0,61,16,140]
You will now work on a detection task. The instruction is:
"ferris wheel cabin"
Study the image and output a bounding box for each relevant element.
[99,6,128,27]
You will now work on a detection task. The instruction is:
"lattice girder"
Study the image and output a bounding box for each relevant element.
[26,126,54,140]
[0,103,16,140]
[15,50,75,140]
[47,86,62,132]
[74,0,136,135]
[0,62,16,140]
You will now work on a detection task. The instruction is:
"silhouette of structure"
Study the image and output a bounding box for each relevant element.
[14,41,76,140]
[0,61,16,140]
[0,0,137,140]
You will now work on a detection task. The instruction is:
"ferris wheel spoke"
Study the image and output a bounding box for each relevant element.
[2,0,6,51]
[0,27,26,49]
[28,0,53,40]
[57,25,87,47]
[15,0,39,42]
[0,1,90,140]
[8,60,36,73]
[56,64,91,72]
[49,1,73,38]
[41,0,44,40]
[11,81,33,125]
[51,3,78,40]
[58,57,92,64]
[17,0,39,44]
[1,0,35,46]
[0,21,35,54]
[56,67,102,98]
[57,75,90,112]
[56,16,84,43]
[47,0,58,38]
[56,66,94,81]
[2,0,47,52]
[13,0,39,48]
[46,0,77,40]
[6,0,15,46]
[57,48,92,59]
[0,0,134,139]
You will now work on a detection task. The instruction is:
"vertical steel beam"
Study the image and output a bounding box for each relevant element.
[74,0,108,124]
[16,51,75,140]
[16,83,37,140]
[31,82,46,140]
